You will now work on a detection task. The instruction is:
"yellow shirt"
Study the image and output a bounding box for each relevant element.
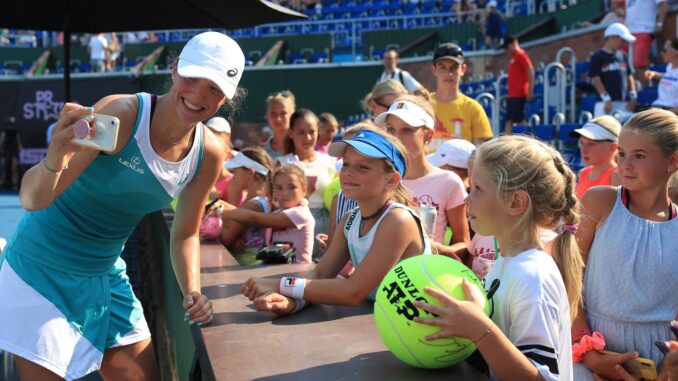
[431,92,493,145]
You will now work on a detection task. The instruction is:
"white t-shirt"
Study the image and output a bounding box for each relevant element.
[625,0,666,33]
[653,63,678,108]
[377,68,423,93]
[402,167,467,243]
[277,153,336,210]
[88,35,108,60]
[484,248,572,381]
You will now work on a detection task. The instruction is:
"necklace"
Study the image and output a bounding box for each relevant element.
[359,200,390,231]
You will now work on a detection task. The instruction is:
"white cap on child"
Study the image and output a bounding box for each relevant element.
[428,139,476,169]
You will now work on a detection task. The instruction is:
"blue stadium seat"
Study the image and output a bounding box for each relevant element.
[534,124,556,144]
[637,88,658,106]
[558,123,581,148]
[511,125,533,136]
[580,95,597,113]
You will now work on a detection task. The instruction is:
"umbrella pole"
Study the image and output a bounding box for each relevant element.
[64,28,71,102]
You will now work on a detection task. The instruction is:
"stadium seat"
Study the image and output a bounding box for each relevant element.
[534,124,556,144]
[580,95,597,113]
[511,125,533,136]
[637,88,658,107]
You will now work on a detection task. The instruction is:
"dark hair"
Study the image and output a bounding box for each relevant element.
[284,108,319,154]
[669,38,678,51]
[4,116,16,128]
[384,47,399,58]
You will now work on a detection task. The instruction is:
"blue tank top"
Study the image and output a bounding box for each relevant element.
[4,93,204,276]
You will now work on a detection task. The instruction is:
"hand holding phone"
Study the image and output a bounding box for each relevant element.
[71,113,120,152]
[598,350,657,380]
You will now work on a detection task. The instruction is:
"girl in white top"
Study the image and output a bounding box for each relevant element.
[415,135,584,381]
[277,108,337,259]
[241,127,431,313]
[647,38,678,114]
[376,95,470,261]
[263,90,295,159]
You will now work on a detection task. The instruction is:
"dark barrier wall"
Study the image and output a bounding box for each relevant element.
[0,75,141,163]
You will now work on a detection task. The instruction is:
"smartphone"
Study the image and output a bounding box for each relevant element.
[72,113,120,152]
[598,350,657,380]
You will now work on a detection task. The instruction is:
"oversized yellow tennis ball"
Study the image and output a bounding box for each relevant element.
[374,255,489,369]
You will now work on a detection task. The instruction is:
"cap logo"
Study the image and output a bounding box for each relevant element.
[227,68,239,78]
[356,132,366,139]
[396,102,405,109]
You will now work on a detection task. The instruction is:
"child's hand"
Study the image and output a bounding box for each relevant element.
[315,233,328,251]
[253,292,297,315]
[241,277,280,300]
[412,279,490,341]
[583,350,640,381]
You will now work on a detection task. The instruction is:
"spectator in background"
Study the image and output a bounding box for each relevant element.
[427,138,475,190]
[315,112,339,154]
[88,32,108,72]
[106,33,120,72]
[484,0,503,49]
[264,90,296,159]
[0,117,21,190]
[625,0,667,83]
[430,43,493,147]
[503,35,535,134]
[589,23,637,116]
[647,38,678,114]
[580,0,625,27]
[361,79,408,118]
[377,48,424,93]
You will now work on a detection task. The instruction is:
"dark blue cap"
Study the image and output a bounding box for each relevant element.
[328,129,407,177]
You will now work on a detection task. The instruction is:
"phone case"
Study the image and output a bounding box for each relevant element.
[598,350,657,380]
[72,113,120,152]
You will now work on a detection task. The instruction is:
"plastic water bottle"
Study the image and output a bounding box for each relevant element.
[418,204,437,242]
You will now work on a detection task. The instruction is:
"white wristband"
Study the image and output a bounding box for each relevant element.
[280,277,306,299]
[291,298,306,313]
[601,93,612,102]
[628,91,638,100]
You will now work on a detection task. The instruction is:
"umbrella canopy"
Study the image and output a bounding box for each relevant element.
[3,0,305,32]
[1,0,306,100]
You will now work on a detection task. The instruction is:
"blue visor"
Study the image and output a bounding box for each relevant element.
[328,129,406,177]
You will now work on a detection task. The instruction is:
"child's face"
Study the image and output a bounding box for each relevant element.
[385,115,430,158]
[340,147,396,201]
[579,137,616,166]
[617,130,675,191]
[289,117,318,153]
[273,173,306,208]
[266,99,293,133]
[317,122,339,145]
[465,163,511,236]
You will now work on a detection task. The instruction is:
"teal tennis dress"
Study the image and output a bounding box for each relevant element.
[0,93,204,379]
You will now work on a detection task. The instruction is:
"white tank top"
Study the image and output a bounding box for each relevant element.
[343,202,431,299]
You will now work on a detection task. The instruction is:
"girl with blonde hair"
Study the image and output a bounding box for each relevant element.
[415,135,582,381]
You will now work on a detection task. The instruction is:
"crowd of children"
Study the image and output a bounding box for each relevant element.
[189,70,678,377]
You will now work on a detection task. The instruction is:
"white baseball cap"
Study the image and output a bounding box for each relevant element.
[604,23,636,43]
[374,99,435,129]
[178,31,245,99]
[427,139,476,169]
[205,117,231,134]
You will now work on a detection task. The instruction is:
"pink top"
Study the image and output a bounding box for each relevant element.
[314,143,330,154]
[271,201,315,263]
[402,166,467,243]
[214,174,245,206]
